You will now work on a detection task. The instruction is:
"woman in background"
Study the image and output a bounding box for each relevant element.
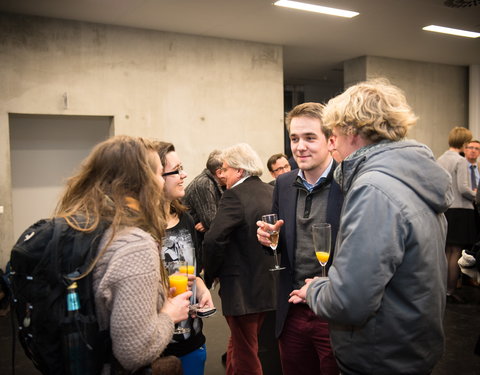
[154,141,214,375]
[55,135,191,373]
[437,126,476,304]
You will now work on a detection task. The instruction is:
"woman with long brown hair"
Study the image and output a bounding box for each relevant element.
[55,135,191,373]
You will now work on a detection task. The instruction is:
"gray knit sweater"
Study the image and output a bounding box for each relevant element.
[93,227,174,372]
[437,149,475,209]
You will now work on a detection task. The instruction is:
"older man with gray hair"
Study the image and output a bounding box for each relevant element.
[203,143,277,375]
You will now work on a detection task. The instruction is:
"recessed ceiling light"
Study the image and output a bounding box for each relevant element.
[423,25,480,38]
[274,0,359,18]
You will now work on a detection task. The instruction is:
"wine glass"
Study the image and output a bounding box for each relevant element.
[166,260,191,334]
[312,223,331,277]
[262,214,286,271]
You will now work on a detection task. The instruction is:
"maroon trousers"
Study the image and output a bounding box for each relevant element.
[279,304,339,375]
[225,312,266,375]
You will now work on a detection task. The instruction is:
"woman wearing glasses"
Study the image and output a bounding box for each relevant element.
[153,141,214,375]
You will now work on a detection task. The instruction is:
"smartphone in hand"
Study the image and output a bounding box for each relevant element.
[196,307,217,318]
[190,304,217,318]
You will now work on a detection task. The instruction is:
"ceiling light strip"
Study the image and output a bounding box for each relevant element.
[423,25,480,38]
[274,0,359,18]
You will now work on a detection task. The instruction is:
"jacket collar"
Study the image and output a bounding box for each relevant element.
[294,159,338,193]
[334,140,392,192]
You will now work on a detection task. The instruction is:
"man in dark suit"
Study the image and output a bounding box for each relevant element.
[203,143,277,375]
[257,102,343,375]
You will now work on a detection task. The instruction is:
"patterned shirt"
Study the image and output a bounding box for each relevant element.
[183,168,224,230]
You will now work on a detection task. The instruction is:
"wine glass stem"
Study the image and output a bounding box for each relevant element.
[273,249,280,268]
[321,265,326,277]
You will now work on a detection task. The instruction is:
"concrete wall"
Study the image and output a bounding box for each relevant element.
[0,13,284,267]
[344,56,469,158]
[470,65,480,137]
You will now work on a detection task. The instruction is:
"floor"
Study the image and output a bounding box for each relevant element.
[1,284,479,374]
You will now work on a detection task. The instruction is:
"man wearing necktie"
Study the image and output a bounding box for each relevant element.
[465,141,480,190]
[465,141,480,287]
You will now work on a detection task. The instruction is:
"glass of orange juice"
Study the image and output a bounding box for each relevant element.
[166,260,191,334]
[179,264,195,275]
[312,223,331,277]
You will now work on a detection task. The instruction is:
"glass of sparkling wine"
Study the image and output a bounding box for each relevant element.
[312,223,331,277]
[262,214,286,271]
[166,260,191,334]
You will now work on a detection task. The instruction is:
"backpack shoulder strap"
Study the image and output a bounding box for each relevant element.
[64,217,108,282]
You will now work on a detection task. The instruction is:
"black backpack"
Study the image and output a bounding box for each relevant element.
[9,216,110,375]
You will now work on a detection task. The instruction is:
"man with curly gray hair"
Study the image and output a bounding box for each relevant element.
[290,79,453,374]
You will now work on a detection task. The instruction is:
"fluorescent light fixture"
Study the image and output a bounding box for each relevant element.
[423,25,480,38]
[274,0,359,18]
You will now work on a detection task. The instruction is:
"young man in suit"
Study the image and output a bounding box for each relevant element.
[257,102,342,375]
[203,143,277,375]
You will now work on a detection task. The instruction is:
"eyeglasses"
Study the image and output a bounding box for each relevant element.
[272,164,291,173]
[466,146,480,151]
[162,165,185,177]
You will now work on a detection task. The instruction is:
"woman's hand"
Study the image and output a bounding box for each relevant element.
[195,277,214,309]
[161,291,192,323]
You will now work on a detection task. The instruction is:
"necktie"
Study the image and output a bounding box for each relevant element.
[470,165,477,190]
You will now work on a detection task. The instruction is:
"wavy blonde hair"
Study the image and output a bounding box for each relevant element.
[322,78,418,143]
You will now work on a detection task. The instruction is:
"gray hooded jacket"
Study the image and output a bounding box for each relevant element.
[307,140,453,375]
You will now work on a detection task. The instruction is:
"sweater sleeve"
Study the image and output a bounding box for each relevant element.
[457,158,476,201]
[95,230,174,371]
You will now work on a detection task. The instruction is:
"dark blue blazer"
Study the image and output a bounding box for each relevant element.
[272,165,343,337]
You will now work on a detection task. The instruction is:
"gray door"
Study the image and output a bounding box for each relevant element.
[9,114,112,240]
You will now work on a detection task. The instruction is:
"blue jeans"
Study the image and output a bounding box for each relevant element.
[179,344,207,375]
